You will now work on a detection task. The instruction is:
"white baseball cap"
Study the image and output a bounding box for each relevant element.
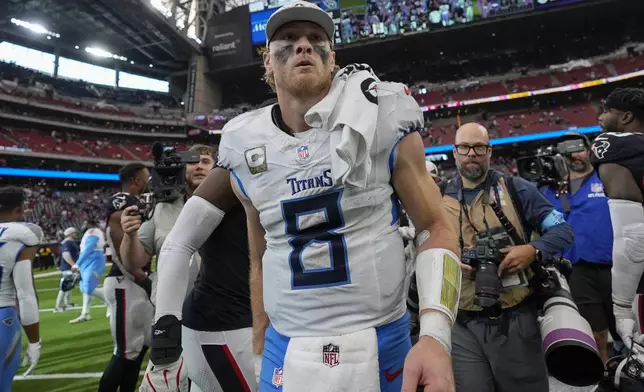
[64,227,77,237]
[265,1,335,45]
[425,161,439,178]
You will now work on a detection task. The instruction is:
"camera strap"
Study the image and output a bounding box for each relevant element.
[492,176,551,284]
[457,174,494,253]
[558,193,571,214]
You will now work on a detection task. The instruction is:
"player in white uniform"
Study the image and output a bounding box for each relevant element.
[0,186,43,390]
[140,3,462,391]
[219,3,461,391]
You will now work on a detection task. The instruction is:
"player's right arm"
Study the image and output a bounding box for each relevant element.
[229,174,268,355]
[119,207,153,271]
[596,162,644,347]
[109,210,146,280]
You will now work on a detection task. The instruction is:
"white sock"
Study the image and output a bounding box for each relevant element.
[91,287,105,302]
[55,290,65,308]
[64,291,72,306]
[82,293,92,317]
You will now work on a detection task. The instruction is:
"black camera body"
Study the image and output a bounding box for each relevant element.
[516,138,587,188]
[150,142,200,203]
[516,146,568,188]
[463,228,514,308]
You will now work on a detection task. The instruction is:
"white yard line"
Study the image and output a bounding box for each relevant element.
[14,371,144,381]
[40,304,106,313]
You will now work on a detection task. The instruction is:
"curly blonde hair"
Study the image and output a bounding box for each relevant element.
[261,45,340,92]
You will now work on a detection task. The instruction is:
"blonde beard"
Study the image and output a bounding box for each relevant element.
[276,71,332,99]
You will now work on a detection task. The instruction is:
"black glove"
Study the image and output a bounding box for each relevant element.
[150,315,183,366]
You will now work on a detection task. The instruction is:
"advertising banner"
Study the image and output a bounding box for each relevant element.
[205,6,253,71]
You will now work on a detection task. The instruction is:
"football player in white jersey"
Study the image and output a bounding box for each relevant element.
[221,2,460,391]
[143,2,461,392]
[0,186,43,389]
[69,218,107,324]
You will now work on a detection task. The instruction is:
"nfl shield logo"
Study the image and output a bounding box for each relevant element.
[591,182,603,193]
[272,367,283,387]
[297,145,309,161]
[323,343,340,368]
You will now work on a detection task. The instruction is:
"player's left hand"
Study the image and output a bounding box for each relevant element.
[498,245,536,276]
[401,336,454,392]
[21,340,41,377]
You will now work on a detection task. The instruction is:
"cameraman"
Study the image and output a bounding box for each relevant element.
[444,123,573,392]
[541,132,617,363]
[119,144,215,298]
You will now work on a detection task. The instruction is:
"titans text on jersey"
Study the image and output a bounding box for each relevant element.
[218,80,423,338]
[286,169,333,196]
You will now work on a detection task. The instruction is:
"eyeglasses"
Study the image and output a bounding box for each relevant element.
[454,144,491,156]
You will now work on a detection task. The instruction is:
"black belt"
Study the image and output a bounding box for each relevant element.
[575,260,611,269]
[457,297,536,336]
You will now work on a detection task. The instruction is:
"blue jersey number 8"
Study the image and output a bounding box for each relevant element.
[281,189,350,289]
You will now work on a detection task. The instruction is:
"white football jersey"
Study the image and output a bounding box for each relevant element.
[219,80,424,337]
[0,222,43,307]
[81,227,106,252]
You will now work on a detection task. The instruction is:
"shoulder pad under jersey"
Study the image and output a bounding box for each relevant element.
[0,222,44,247]
[109,192,139,213]
[591,132,644,167]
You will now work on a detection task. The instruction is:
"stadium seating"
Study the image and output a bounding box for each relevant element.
[0,62,178,108]
[23,185,116,241]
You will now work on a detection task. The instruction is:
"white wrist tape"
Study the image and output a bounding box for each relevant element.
[155,196,225,322]
[13,259,39,326]
[608,199,644,316]
[419,312,453,352]
[415,248,461,351]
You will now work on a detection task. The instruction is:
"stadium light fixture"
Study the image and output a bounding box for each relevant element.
[10,18,60,38]
[85,46,127,62]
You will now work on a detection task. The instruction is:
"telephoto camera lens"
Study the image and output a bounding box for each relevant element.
[474,262,502,308]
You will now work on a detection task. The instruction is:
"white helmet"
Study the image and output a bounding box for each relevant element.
[425,161,439,178]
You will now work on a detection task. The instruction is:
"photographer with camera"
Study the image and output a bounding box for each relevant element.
[539,132,618,363]
[120,144,213,290]
[443,123,573,392]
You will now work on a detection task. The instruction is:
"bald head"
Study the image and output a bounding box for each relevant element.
[455,123,490,145]
[453,122,492,186]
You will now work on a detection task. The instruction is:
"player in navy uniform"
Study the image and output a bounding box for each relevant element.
[99,163,153,392]
[590,87,644,354]
[54,227,79,312]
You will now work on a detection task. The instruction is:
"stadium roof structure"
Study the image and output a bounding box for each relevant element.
[2,0,206,77]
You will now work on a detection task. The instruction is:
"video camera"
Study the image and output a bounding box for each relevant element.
[463,227,514,308]
[516,137,588,188]
[128,143,200,222]
[150,142,201,203]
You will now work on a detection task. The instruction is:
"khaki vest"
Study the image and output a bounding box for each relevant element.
[442,177,533,311]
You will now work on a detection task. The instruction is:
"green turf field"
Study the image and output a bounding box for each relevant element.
[12,267,147,392]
